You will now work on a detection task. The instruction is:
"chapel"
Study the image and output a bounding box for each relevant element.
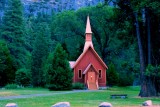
[69,16,108,90]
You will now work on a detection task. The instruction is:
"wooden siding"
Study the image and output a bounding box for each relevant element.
[73,47,106,87]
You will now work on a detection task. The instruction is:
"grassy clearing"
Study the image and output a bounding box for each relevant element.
[0,86,159,107]
[0,88,50,97]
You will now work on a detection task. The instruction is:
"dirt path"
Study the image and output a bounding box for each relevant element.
[0,90,97,100]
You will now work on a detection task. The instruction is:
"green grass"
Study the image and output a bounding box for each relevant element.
[0,86,160,107]
[0,88,52,96]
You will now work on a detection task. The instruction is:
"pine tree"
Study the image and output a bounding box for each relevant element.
[0,40,15,86]
[31,22,50,86]
[1,0,27,69]
[107,63,119,86]
[47,43,73,90]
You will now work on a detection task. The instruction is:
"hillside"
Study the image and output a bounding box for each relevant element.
[0,0,105,19]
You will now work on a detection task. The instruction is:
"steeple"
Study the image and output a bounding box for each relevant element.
[83,16,93,52]
[85,16,92,34]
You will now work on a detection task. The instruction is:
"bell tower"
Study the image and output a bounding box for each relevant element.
[83,16,93,52]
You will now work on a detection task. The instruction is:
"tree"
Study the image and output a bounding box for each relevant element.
[0,40,15,86]
[31,22,51,86]
[1,0,27,69]
[107,63,119,86]
[114,0,160,96]
[15,68,31,87]
[50,5,138,88]
[46,43,73,90]
[51,11,84,60]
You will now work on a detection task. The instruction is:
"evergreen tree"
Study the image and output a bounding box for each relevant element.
[51,11,84,60]
[107,63,119,86]
[114,0,160,96]
[15,68,31,87]
[1,0,27,69]
[31,22,50,86]
[0,40,15,86]
[47,43,73,90]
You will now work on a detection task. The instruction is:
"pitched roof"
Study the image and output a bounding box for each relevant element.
[73,16,108,70]
[73,45,108,69]
[83,41,93,52]
[83,63,98,74]
[69,61,76,69]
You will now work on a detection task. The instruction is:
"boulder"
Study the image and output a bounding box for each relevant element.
[142,100,152,106]
[5,103,18,107]
[99,102,112,107]
[51,102,70,107]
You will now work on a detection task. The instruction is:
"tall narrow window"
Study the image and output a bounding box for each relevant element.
[99,70,102,78]
[78,70,82,79]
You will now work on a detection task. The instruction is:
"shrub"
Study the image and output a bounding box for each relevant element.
[107,63,119,86]
[15,68,31,87]
[72,82,85,89]
[118,73,134,86]
[5,84,18,89]
[47,84,63,91]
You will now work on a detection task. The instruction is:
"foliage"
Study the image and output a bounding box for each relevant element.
[46,43,73,90]
[1,0,28,69]
[145,64,160,77]
[31,22,51,87]
[0,0,159,95]
[107,63,119,86]
[145,64,160,93]
[118,73,134,86]
[0,40,15,86]
[15,68,31,87]
[72,82,85,89]
[4,84,18,89]
[51,11,84,60]
[115,0,160,96]
[76,6,116,60]
[76,6,138,87]
[43,52,54,85]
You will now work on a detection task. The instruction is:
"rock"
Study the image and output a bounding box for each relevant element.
[99,102,112,107]
[51,102,70,107]
[142,100,152,106]
[5,103,18,107]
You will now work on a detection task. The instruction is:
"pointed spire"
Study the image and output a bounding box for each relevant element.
[83,16,93,52]
[85,16,92,34]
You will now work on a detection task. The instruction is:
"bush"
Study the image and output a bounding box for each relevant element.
[118,73,134,86]
[107,63,119,86]
[47,84,63,91]
[5,84,18,89]
[15,68,31,87]
[72,82,85,89]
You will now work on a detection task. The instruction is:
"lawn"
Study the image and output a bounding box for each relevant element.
[0,86,160,107]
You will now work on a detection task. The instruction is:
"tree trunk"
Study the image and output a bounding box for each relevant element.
[134,12,145,80]
[134,12,147,97]
[135,11,157,97]
[146,9,151,64]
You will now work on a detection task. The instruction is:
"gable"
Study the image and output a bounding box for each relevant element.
[83,63,99,74]
[69,61,75,69]
[73,46,108,69]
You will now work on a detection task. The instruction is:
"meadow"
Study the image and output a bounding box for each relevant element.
[0,86,160,107]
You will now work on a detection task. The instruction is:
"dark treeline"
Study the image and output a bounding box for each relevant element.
[0,0,160,97]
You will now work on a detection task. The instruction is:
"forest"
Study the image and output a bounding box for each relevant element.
[0,0,160,97]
